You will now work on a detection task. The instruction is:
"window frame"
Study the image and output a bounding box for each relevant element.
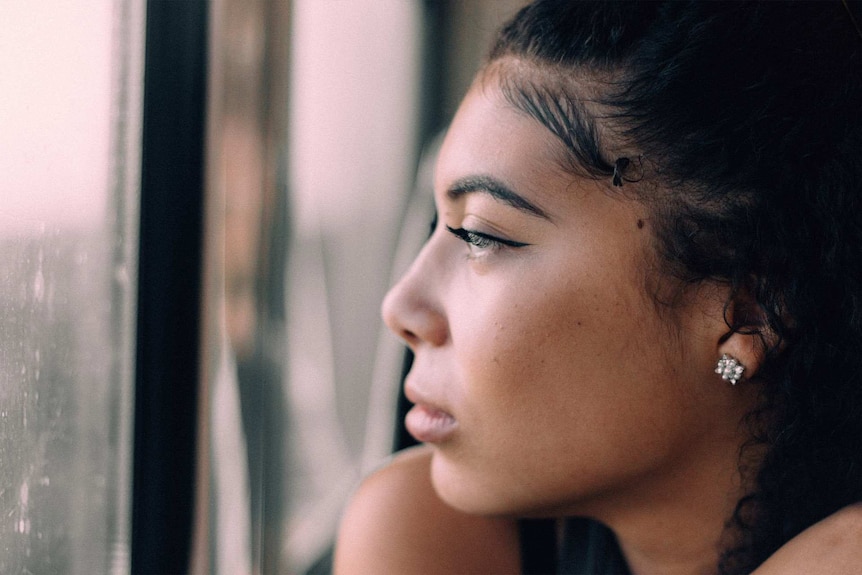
[131,1,209,572]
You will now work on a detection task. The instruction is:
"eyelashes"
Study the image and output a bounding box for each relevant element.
[445,225,529,251]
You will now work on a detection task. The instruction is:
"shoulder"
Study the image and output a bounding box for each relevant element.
[753,502,862,575]
[333,445,521,575]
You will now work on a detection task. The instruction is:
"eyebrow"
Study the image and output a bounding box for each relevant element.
[446,175,550,220]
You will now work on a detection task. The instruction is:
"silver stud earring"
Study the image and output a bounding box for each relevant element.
[715,353,745,385]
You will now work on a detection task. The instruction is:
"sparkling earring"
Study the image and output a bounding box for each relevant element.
[715,353,745,385]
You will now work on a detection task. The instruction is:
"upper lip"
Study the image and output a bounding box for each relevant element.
[404,377,453,416]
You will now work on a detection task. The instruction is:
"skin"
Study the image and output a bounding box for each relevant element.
[334,446,520,575]
[335,74,861,574]
[335,448,862,574]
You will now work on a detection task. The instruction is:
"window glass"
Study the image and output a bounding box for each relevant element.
[283,1,422,571]
[281,2,528,572]
[201,0,290,572]
[0,1,143,572]
[196,1,532,571]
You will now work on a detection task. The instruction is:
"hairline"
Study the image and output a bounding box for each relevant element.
[476,56,719,322]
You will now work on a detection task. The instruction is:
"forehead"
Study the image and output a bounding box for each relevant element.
[434,82,577,207]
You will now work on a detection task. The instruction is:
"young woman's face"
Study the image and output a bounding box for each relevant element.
[382,79,751,520]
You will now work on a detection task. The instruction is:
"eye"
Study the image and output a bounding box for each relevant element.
[446,225,528,256]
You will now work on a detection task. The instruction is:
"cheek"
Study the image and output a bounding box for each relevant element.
[454,261,656,392]
[439,257,699,512]
[448,266,637,441]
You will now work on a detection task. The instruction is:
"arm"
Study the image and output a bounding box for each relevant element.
[753,503,862,575]
[333,446,521,575]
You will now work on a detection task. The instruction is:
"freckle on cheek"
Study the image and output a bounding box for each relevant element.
[637,219,644,229]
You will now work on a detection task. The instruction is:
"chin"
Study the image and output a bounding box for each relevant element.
[429,454,500,514]
[429,453,541,517]
[428,452,609,519]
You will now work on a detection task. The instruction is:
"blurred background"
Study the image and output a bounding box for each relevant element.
[0,0,526,573]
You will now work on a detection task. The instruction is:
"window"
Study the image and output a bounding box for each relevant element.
[281,1,527,572]
[0,1,526,573]
[0,1,143,571]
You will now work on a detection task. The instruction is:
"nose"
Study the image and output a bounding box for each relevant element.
[381,244,448,349]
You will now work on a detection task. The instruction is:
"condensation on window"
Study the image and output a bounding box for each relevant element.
[0,1,144,573]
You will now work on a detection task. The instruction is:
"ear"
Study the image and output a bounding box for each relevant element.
[716,290,778,384]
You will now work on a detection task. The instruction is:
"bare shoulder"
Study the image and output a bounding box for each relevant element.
[754,502,862,575]
[333,445,520,575]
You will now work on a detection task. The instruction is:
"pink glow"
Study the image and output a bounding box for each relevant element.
[0,0,113,236]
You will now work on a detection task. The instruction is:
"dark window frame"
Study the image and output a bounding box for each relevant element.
[131,1,209,572]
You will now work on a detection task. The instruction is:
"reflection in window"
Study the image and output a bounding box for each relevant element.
[281,1,529,572]
[0,1,143,572]
[202,0,290,572]
[283,1,422,571]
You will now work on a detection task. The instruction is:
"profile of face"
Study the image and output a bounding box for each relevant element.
[382,71,760,523]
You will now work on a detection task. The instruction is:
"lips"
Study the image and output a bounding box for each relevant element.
[405,403,458,443]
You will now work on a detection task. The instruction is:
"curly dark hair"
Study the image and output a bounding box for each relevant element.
[488,1,862,573]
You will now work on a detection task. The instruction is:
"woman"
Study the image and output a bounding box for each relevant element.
[336,1,862,573]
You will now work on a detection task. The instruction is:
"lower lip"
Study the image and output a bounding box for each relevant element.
[405,404,458,444]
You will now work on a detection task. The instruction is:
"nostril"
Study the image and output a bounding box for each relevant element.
[400,328,419,347]
[383,293,421,348]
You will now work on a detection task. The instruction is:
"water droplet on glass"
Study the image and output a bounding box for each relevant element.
[33,269,45,303]
[114,264,129,286]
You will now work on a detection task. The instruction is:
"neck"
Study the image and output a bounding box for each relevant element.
[587,439,759,575]
[619,473,740,574]
[615,508,728,575]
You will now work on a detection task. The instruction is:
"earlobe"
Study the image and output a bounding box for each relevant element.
[715,293,777,384]
[715,353,746,385]
[717,332,767,384]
